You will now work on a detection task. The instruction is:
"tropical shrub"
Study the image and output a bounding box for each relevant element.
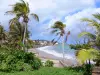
[76,48,98,75]
[70,44,91,50]
[45,60,54,67]
[15,61,32,71]
[93,51,100,66]
[83,64,92,75]
[32,57,42,70]
[0,47,42,72]
[76,48,98,64]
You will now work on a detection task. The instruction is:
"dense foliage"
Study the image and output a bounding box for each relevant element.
[79,13,100,49]
[93,52,100,66]
[0,47,42,72]
[0,0,100,74]
[70,44,91,50]
[83,64,92,75]
[45,60,54,67]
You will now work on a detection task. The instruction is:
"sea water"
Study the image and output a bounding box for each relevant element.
[37,43,76,59]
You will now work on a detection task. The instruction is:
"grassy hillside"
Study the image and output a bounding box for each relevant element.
[0,67,83,75]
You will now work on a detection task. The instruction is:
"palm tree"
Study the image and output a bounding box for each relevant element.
[76,48,98,64]
[51,21,66,43]
[0,25,6,47]
[79,13,100,49]
[6,0,39,51]
[51,21,66,60]
[9,21,26,49]
[76,48,98,75]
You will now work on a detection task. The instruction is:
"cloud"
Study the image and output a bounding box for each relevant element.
[40,8,100,43]
[0,0,99,43]
[64,8,100,43]
[29,0,95,22]
[0,0,96,26]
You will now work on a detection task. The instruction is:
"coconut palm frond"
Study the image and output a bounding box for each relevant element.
[81,18,100,29]
[5,11,15,15]
[53,21,66,29]
[56,32,61,36]
[51,29,58,34]
[77,48,98,64]
[31,13,39,21]
[81,18,93,22]
[89,20,100,28]
[78,32,96,40]
[93,13,100,20]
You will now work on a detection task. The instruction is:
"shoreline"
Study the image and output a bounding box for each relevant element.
[28,48,79,67]
[28,48,62,60]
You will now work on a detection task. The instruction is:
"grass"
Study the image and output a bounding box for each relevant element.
[0,67,83,75]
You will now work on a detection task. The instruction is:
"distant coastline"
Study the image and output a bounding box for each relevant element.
[32,39,59,48]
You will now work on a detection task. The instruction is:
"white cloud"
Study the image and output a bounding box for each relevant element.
[40,8,100,43]
[0,0,96,26]
[64,8,100,43]
[0,0,99,43]
[29,0,96,22]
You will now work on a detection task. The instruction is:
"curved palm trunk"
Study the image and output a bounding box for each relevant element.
[57,35,61,42]
[53,36,61,45]
[62,35,65,61]
[22,22,27,51]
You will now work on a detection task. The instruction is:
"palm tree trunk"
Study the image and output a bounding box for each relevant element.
[22,22,27,51]
[53,36,61,45]
[62,35,65,61]
[57,35,61,42]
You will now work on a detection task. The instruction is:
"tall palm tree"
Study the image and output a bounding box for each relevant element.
[0,25,6,47]
[51,21,66,43]
[6,0,39,51]
[51,21,66,60]
[9,21,25,49]
[79,13,100,49]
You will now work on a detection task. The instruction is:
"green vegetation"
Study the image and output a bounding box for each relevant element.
[70,44,91,50]
[76,48,98,64]
[45,60,54,67]
[0,47,42,72]
[0,67,83,75]
[51,21,70,44]
[79,13,100,49]
[93,52,100,66]
[0,0,39,50]
[0,0,100,75]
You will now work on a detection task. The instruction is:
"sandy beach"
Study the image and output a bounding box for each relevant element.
[28,48,79,67]
[28,48,62,60]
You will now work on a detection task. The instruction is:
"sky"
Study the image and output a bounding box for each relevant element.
[0,0,100,44]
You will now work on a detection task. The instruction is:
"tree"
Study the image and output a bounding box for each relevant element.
[76,48,98,75]
[6,0,39,51]
[76,48,98,64]
[0,25,6,47]
[51,21,70,60]
[51,21,66,44]
[9,21,27,49]
[79,13,100,49]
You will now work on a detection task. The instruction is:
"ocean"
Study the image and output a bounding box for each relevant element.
[37,43,76,59]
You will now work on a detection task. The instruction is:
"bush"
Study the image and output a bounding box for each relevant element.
[32,57,42,70]
[94,52,100,66]
[45,60,54,67]
[83,64,92,75]
[0,47,42,72]
[15,61,32,71]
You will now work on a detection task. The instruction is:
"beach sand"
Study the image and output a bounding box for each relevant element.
[28,48,79,67]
